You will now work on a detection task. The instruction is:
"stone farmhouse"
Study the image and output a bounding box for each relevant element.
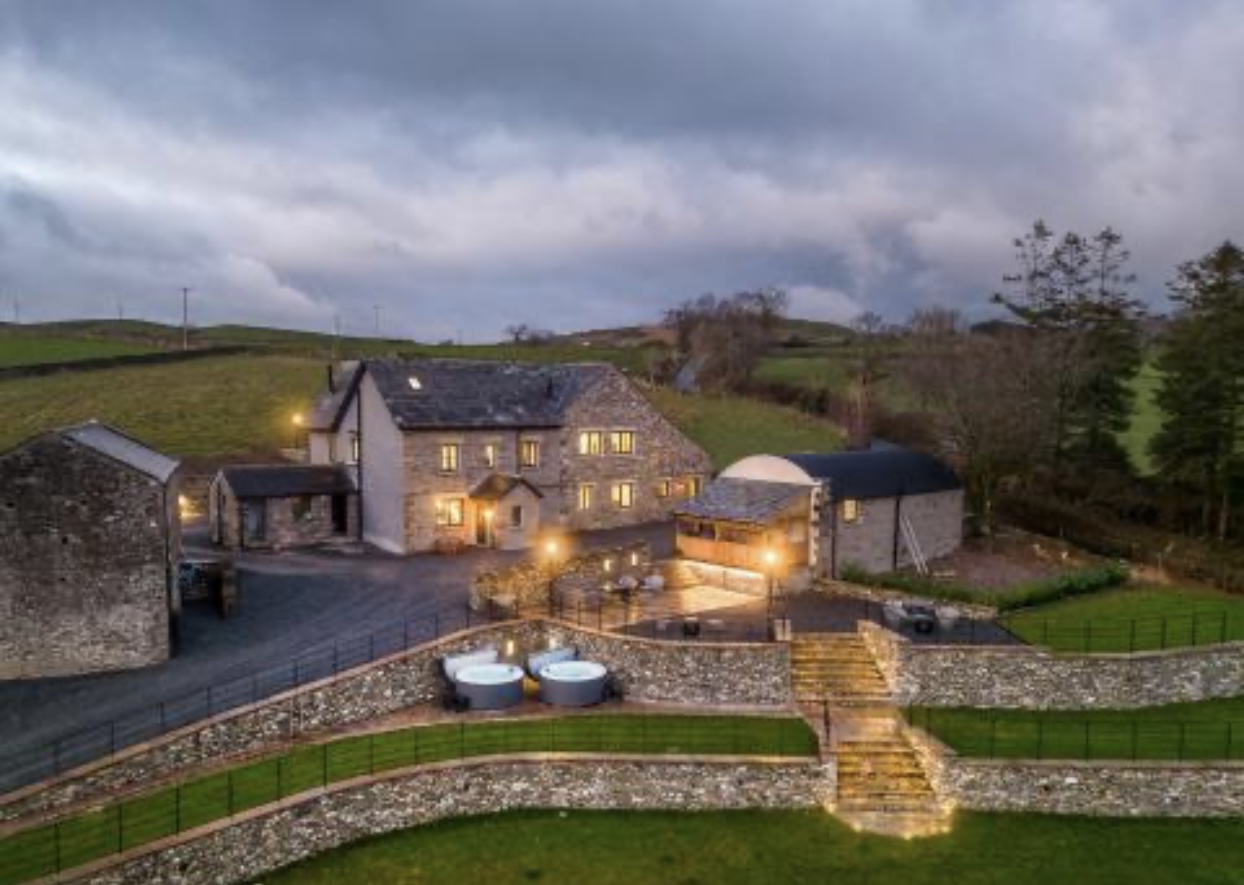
[294,358,712,553]
[675,443,963,588]
[0,421,182,679]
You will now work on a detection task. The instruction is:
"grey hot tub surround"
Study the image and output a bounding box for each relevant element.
[539,660,609,706]
[453,663,526,710]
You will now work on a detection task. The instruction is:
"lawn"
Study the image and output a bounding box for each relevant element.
[646,387,843,466]
[0,714,815,885]
[907,696,1244,761]
[1002,584,1244,653]
[0,354,324,457]
[1122,361,1162,476]
[257,808,1244,885]
[0,334,157,368]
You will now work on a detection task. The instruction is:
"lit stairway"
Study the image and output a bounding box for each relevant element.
[790,633,892,705]
[833,713,951,838]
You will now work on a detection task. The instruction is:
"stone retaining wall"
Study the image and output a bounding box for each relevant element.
[2,619,788,826]
[859,621,1244,709]
[943,758,1244,817]
[471,542,651,609]
[67,756,830,885]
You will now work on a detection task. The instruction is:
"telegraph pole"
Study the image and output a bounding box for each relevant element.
[373,304,381,336]
[181,287,191,350]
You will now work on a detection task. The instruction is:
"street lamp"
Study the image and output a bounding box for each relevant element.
[291,412,305,449]
[763,547,780,614]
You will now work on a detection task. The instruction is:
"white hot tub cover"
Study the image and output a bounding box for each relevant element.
[455,663,524,686]
[540,660,607,682]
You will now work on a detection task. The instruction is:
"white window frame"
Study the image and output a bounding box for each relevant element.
[521,438,541,469]
[483,443,497,468]
[436,497,465,527]
[578,483,595,511]
[842,499,861,524]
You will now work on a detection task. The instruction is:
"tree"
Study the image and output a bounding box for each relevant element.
[901,325,1062,533]
[660,289,789,391]
[993,221,1146,475]
[1151,241,1244,540]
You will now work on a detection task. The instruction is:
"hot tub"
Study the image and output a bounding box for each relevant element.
[454,663,525,710]
[538,660,608,707]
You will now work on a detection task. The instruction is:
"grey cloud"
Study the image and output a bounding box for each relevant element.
[0,0,1240,338]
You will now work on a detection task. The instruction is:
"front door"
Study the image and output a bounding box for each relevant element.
[475,506,492,546]
[331,494,349,534]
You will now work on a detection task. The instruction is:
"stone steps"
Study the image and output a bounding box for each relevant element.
[790,633,891,705]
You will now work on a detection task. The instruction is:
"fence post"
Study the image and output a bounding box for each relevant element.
[369,734,375,774]
[1160,618,1168,650]
[54,820,62,872]
[277,756,284,800]
[322,742,329,787]
[1131,720,1138,761]
[989,719,997,758]
[1036,719,1044,760]
[117,803,124,854]
[176,784,182,833]
[460,721,466,759]
[1178,721,1186,760]
[1085,621,1092,653]
[1221,612,1228,644]
[1227,722,1234,760]
[1084,721,1091,760]
[1192,614,1199,646]
[228,770,235,815]
[1129,620,1136,654]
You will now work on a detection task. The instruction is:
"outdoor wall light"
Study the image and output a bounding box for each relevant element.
[603,558,613,572]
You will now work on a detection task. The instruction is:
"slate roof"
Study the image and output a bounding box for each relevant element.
[61,421,180,483]
[781,446,960,500]
[365,358,614,429]
[674,478,810,525]
[469,473,544,501]
[218,464,357,499]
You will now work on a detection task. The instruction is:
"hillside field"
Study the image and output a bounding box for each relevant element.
[0,333,158,368]
[0,353,843,465]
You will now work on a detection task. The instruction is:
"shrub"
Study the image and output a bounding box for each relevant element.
[839,560,1130,612]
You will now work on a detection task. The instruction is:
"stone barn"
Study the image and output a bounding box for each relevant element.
[209,464,359,550]
[0,422,182,679]
[675,443,963,588]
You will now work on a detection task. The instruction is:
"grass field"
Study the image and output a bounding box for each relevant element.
[257,809,1244,885]
[646,387,843,465]
[907,696,1244,761]
[0,334,157,368]
[1002,584,1244,653]
[0,714,815,885]
[0,352,844,462]
[1123,361,1162,475]
[0,354,324,457]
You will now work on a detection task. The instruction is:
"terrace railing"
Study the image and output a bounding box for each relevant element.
[0,714,814,885]
[1003,610,1244,654]
[0,597,770,797]
[906,706,1244,762]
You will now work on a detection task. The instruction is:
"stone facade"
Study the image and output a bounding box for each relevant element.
[860,621,1244,709]
[470,542,652,609]
[829,489,964,576]
[71,757,830,885]
[0,618,790,823]
[311,362,712,554]
[0,432,179,679]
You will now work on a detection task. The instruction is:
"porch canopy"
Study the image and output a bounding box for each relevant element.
[673,478,812,572]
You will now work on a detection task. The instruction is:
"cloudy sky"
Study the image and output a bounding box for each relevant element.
[0,1,1240,341]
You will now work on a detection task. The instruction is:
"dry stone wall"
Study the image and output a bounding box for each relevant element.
[859,622,1244,709]
[70,756,829,885]
[942,759,1244,817]
[2,619,790,824]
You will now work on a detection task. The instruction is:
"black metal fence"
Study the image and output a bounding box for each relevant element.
[0,597,770,797]
[0,714,814,885]
[1001,609,1244,654]
[906,706,1244,761]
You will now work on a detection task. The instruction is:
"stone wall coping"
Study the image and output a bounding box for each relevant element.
[1,617,782,812]
[869,620,1244,663]
[29,753,820,885]
[952,757,1244,772]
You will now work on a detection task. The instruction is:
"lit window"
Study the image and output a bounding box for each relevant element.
[439,443,459,473]
[655,479,671,498]
[511,505,523,528]
[578,484,595,511]
[842,499,861,523]
[521,439,540,468]
[579,431,604,455]
[349,432,360,464]
[603,558,613,572]
[611,481,636,509]
[436,497,465,527]
[610,430,635,454]
[483,443,497,468]
[688,476,703,497]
